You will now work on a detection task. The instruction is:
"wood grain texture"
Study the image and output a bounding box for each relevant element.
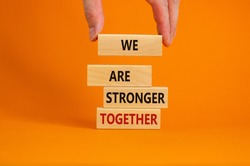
[97,108,161,129]
[98,34,162,56]
[104,87,168,108]
[87,65,152,86]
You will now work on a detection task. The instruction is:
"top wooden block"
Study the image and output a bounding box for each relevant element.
[98,34,162,56]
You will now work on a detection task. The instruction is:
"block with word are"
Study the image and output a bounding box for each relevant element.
[104,87,168,108]
[98,34,162,56]
[87,65,152,86]
[97,108,160,129]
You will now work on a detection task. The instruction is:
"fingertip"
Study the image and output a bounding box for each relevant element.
[89,27,97,41]
[88,15,104,42]
[91,23,104,42]
[162,35,171,47]
[84,0,104,42]
[163,41,171,47]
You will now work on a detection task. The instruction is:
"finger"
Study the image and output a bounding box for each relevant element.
[83,0,104,41]
[168,0,180,44]
[146,0,171,46]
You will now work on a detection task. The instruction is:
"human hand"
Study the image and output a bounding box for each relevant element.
[83,0,180,47]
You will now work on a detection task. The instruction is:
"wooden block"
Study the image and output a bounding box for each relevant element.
[97,108,161,129]
[87,65,152,86]
[104,87,168,108]
[98,34,162,56]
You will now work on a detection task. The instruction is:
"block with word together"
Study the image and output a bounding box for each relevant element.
[104,87,168,108]
[97,108,160,129]
[87,65,152,86]
[98,34,162,56]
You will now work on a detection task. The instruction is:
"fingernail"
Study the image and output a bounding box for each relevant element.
[168,38,173,46]
[89,27,96,41]
[169,32,176,46]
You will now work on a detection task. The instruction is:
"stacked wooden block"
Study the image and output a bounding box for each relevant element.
[87,34,168,129]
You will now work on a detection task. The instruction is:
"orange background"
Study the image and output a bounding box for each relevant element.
[0,0,250,165]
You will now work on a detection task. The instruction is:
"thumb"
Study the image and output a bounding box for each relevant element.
[146,0,171,46]
[83,0,104,41]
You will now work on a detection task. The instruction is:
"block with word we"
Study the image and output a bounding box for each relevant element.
[98,34,162,56]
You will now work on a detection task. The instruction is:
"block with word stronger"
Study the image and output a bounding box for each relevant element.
[87,65,152,86]
[98,34,162,56]
[104,87,168,108]
[97,108,160,129]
